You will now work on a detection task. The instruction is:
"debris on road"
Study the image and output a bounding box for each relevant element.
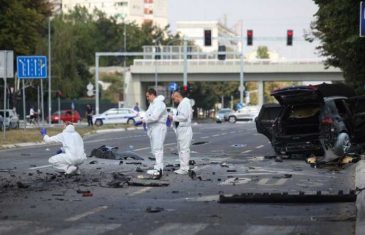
[146,207,164,213]
[128,179,169,187]
[148,157,156,161]
[189,160,196,166]
[89,160,98,164]
[90,145,144,161]
[107,173,131,188]
[219,190,356,203]
[16,181,30,189]
[192,141,208,145]
[136,167,144,172]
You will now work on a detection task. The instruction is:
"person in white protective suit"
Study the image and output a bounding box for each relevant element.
[142,88,168,175]
[169,90,193,175]
[40,122,87,175]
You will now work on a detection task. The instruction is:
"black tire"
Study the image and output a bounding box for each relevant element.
[228,116,237,123]
[127,118,136,125]
[95,119,103,127]
[332,132,351,156]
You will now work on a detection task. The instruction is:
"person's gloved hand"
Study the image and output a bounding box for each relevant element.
[40,128,47,137]
[56,148,63,154]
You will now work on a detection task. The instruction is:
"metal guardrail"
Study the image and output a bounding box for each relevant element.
[133,58,326,67]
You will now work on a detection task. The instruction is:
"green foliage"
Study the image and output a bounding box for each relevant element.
[0,0,51,55]
[311,0,365,94]
[256,46,269,59]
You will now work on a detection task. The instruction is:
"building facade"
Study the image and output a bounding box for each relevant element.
[60,0,168,28]
[176,21,239,53]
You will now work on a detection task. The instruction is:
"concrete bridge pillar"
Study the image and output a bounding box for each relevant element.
[258,81,264,107]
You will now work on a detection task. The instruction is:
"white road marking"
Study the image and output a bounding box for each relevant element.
[29,164,52,170]
[255,145,264,149]
[241,150,252,154]
[242,225,295,235]
[257,178,288,186]
[65,206,108,222]
[134,143,176,152]
[200,136,209,139]
[129,187,152,196]
[148,223,208,235]
[0,220,52,234]
[212,134,220,137]
[54,223,121,235]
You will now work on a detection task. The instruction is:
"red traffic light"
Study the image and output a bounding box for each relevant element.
[287,29,293,46]
[287,29,293,36]
[183,85,188,92]
[247,30,253,46]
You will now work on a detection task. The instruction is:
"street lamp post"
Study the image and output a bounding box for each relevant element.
[48,18,52,125]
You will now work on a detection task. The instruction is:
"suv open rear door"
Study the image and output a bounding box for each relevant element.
[348,95,365,143]
[255,104,282,141]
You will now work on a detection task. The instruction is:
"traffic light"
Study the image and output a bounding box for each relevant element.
[204,29,212,46]
[188,82,193,93]
[218,45,226,60]
[247,30,253,46]
[183,85,188,92]
[287,29,293,46]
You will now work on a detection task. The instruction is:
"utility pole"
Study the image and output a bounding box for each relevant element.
[48,18,52,125]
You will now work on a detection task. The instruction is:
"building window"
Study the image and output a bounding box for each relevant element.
[145,0,154,3]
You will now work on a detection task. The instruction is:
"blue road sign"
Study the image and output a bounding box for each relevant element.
[17,56,47,79]
[168,82,178,91]
[360,2,365,37]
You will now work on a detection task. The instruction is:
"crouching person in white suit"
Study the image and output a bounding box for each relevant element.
[41,122,87,175]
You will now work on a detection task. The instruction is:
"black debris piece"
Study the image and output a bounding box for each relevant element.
[30,164,36,167]
[189,160,196,166]
[136,167,144,173]
[107,173,131,188]
[172,191,179,194]
[125,162,142,165]
[89,160,98,164]
[148,157,156,161]
[76,190,90,194]
[219,190,357,203]
[16,181,30,189]
[119,161,123,165]
[227,169,237,173]
[220,163,229,168]
[165,164,174,167]
[212,172,216,175]
[90,145,144,160]
[128,180,169,187]
[284,174,292,178]
[146,207,164,213]
[275,156,283,162]
[264,155,276,159]
[188,170,197,180]
[192,141,208,145]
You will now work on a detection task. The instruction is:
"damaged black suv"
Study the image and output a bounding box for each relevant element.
[255,83,365,158]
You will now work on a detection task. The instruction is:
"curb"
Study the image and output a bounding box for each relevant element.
[356,160,365,235]
[0,126,144,150]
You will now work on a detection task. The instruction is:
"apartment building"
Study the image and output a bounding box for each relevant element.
[60,0,168,28]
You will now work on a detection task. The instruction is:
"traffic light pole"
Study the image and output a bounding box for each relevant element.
[95,55,100,115]
[239,29,245,105]
[183,38,188,87]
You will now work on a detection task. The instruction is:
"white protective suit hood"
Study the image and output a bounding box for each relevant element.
[144,95,167,125]
[156,95,165,102]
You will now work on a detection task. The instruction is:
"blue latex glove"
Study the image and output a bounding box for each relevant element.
[56,148,63,154]
[143,123,147,131]
[40,128,47,136]
[134,121,143,126]
[166,118,171,127]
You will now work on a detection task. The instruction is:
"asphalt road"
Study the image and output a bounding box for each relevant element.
[0,122,357,235]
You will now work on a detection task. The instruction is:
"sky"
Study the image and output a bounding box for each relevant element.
[168,0,321,58]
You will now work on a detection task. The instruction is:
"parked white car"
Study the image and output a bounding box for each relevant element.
[227,106,260,123]
[92,108,143,126]
[0,109,19,129]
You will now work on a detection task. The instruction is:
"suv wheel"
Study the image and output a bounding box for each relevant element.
[95,119,103,126]
[333,132,351,156]
[228,116,237,123]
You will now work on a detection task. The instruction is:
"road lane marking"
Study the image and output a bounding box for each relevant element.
[212,134,220,137]
[129,187,152,196]
[241,150,252,154]
[200,136,209,139]
[29,164,52,170]
[255,145,264,149]
[65,206,108,222]
[257,178,288,186]
[54,223,121,235]
[148,223,208,235]
[133,143,176,152]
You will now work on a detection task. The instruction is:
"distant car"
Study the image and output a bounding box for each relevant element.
[0,109,19,129]
[228,106,260,123]
[215,108,233,123]
[50,110,81,124]
[255,83,365,158]
[92,108,142,126]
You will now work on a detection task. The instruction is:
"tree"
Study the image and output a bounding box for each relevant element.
[0,0,51,55]
[311,0,365,94]
[256,46,269,59]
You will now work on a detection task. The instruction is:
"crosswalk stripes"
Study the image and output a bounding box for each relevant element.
[52,223,121,235]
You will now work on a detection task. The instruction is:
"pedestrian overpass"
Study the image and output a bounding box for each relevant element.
[124,59,343,108]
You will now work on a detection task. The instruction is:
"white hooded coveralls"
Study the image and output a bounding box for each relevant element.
[43,125,87,172]
[144,95,167,170]
[172,97,193,171]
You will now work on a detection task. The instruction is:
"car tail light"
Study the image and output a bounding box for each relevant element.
[321,117,333,125]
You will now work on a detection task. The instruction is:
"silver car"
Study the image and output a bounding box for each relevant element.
[0,109,20,129]
[216,108,233,123]
[228,106,260,123]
